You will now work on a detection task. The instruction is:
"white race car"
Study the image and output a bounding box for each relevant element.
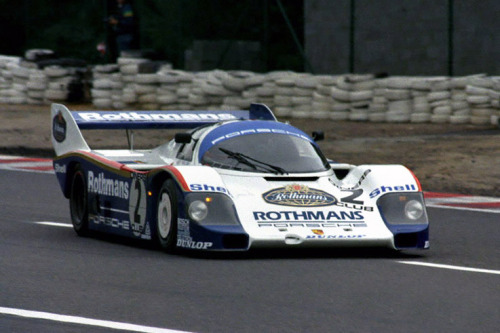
[51,103,429,252]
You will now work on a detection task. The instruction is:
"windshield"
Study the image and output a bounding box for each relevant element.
[201,133,330,173]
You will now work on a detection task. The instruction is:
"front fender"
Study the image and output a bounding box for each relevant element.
[174,166,230,195]
[359,165,421,199]
[335,164,421,199]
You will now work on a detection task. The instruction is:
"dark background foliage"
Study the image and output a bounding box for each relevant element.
[0,0,304,71]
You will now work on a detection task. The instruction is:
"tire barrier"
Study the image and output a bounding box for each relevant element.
[1,51,499,125]
[91,61,499,125]
[0,50,87,105]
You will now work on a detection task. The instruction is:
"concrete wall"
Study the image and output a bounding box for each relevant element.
[305,0,500,75]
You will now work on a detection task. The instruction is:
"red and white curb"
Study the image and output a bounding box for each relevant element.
[0,155,53,173]
[424,192,500,213]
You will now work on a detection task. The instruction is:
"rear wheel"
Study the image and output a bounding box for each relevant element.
[156,179,177,252]
[70,166,89,236]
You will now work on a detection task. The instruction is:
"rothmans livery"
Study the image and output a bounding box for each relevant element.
[51,103,429,252]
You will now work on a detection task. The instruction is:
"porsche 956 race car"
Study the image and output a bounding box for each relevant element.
[51,103,429,252]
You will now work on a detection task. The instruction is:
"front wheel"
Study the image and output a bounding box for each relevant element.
[156,179,177,252]
[69,166,90,236]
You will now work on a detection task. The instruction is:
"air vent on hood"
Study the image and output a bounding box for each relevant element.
[264,177,319,182]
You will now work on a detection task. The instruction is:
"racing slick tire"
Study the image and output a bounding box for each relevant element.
[156,179,178,252]
[69,165,90,236]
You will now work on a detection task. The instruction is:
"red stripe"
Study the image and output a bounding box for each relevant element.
[442,202,500,209]
[0,157,51,164]
[406,167,422,192]
[61,151,141,174]
[78,151,130,170]
[19,166,54,171]
[424,192,470,198]
[160,166,190,192]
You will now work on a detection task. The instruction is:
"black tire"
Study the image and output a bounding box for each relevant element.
[155,179,177,252]
[69,166,90,236]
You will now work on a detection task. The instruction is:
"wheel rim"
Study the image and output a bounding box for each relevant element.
[157,192,172,239]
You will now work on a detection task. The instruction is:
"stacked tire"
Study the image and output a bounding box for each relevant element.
[118,55,149,108]
[368,78,389,122]
[428,78,452,123]
[218,71,254,110]
[466,76,495,125]
[312,75,337,119]
[346,74,375,121]
[157,69,193,110]
[449,76,471,124]
[490,78,500,126]
[26,70,48,105]
[272,71,296,117]
[91,64,120,109]
[330,76,352,120]
[6,61,29,104]
[224,71,270,111]
[383,76,413,123]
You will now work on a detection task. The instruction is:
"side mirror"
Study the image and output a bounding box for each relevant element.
[312,131,324,142]
[175,133,192,144]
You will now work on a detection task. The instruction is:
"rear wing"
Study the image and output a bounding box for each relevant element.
[50,103,277,156]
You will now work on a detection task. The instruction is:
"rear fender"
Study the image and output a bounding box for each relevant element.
[53,157,84,199]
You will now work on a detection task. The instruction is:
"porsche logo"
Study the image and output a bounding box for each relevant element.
[262,184,337,207]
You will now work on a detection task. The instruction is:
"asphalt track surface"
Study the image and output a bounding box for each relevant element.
[0,169,499,333]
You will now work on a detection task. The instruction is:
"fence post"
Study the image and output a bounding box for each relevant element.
[349,0,356,73]
[448,0,454,76]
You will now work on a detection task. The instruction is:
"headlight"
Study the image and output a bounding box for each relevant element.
[405,200,424,220]
[188,200,208,222]
[377,192,428,225]
[185,193,241,226]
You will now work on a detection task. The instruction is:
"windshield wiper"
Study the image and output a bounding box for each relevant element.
[219,148,287,174]
[218,148,258,171]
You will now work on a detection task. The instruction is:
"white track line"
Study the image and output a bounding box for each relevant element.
[0,307,192,333]
[398,261,500,275]
[35,222,73,228]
